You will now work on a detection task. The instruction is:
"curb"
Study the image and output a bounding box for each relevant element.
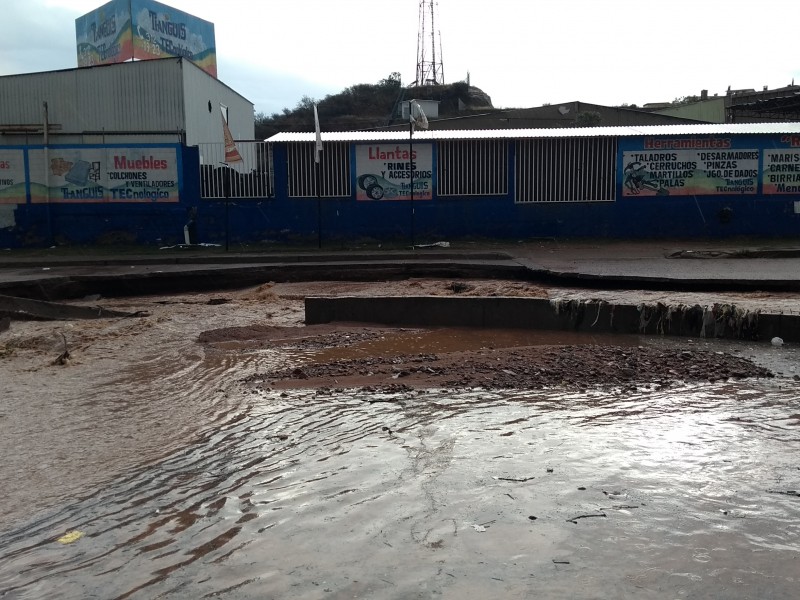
[305,296,800,343]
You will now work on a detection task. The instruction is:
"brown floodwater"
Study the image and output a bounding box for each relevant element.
[1,300,799,599]
[307,327,643,363]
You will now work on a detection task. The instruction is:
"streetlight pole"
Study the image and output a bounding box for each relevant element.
[409,100,415,249]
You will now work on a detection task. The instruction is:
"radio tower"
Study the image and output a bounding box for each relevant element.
[415,0,444,86]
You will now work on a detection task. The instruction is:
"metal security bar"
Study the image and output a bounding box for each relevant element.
[437,139,508,196]
[287,142,351,197]
[515,137,617,203]
[198,141,273,199]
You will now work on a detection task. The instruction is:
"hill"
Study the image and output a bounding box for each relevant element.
[254,73,494,140]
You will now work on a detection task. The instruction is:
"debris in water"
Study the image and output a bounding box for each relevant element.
[57,530,84,544]
[415,241,450,249]
[767,489,799,496]
[566,513,607,524]
[207,298,231,306]
[447,281,472,293]
[53,333,70,365]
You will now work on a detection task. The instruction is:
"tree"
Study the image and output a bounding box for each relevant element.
[379,72,402,89]
[671,95,701,106]
[295,95,316,111]
[253,74,494,139]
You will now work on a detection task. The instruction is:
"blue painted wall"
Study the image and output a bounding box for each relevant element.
[2,134,799,248]
[198,133,800,244]
[0,144,199,248]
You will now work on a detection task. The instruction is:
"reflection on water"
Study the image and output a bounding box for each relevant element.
[1,377,798,599]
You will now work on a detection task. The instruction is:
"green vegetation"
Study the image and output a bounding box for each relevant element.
[671,95,702,106]
[254,74,481,139]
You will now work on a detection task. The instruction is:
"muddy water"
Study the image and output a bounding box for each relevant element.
[1,326,799,599]
[0,312,261,528]
[1,282,798,599]
[308,327,643,363]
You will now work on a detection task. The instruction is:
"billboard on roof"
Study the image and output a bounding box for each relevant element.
[76,0,217,78]
[76,0,133,68]
[131,0,217,77]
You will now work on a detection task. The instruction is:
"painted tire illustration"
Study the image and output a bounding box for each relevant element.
[366,184,384,200]
[358,174,378,190]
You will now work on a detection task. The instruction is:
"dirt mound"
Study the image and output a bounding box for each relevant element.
[216,326,774,392]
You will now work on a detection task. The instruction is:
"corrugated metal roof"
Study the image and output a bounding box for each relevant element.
[266,122,800,143]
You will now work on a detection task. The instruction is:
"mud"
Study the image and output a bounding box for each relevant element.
[203,323,774,392]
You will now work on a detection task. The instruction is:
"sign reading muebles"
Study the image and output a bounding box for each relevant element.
[17,146,180,204]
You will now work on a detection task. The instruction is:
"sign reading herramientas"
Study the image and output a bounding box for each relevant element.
[643,137,732,150]
[27,147,180,203]
[620,134,800,197]
[622,137,759,196]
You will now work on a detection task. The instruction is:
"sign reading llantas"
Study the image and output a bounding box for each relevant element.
[75,0,217,77]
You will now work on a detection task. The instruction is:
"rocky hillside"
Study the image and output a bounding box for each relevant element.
[255,74,494,139]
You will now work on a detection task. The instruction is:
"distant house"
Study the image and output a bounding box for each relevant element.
[648,94,727,124]
[379,101,704,131]
[648,85,800,124]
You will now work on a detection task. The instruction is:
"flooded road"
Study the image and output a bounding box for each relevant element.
[1,286,799,599]
[1,381,799,599]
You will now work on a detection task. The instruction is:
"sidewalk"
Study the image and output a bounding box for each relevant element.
[1,238,800,300]
[509,238,800,288]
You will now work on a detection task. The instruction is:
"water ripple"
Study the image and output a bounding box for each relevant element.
[0,381,798,598]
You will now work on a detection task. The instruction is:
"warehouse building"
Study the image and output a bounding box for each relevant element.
[0,57,255,246]
[2,63,799,246]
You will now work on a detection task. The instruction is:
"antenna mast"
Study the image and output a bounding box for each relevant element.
[415,1,444,86]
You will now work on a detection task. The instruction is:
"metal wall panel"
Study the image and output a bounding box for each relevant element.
[182,60,254,147]
[287,142,351,198]
[515,138,617,203]
[438,139,508,196]
[269,122,800,144]
[0,60,184,136]
[0,59,251,147]
[197,141,273,198]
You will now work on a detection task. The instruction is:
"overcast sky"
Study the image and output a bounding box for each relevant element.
[2,0,798,117]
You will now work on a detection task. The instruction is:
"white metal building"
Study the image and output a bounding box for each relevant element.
[0,57,254,147]
[268,122,800,203]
